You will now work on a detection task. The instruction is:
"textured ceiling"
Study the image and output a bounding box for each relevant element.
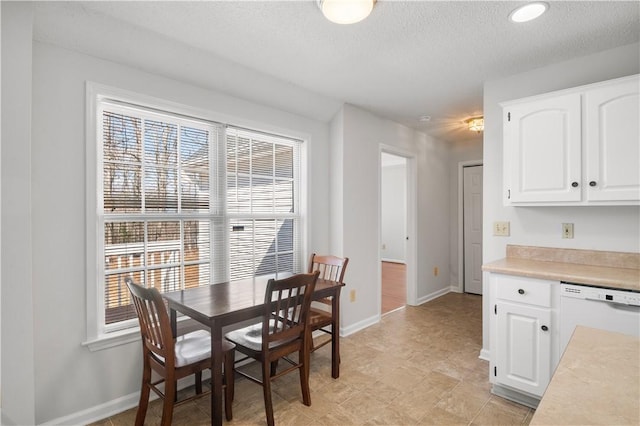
[33,1,639,143]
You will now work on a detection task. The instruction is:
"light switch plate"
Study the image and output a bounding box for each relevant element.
[562,223,574,239]
[493,221,510,236]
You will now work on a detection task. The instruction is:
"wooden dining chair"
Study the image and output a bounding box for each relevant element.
[125,278,235,426]
[307,253,349,352]
[224,271,319,426]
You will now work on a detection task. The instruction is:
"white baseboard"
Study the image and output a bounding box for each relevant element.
[479,348,490,361]
[40,376,200,425]
[381,258,406,264]
[40,392,140,426]
[340,314,380,337]
[415,286,450,306]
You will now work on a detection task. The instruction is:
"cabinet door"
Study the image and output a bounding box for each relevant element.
[495,301,552,397]
[585,78,640,202]
[504,94,581,203]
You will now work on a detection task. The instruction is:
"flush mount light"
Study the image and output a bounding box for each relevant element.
[419,115,432,123]
[318,0,376,25]
[509,2,549,23]
[466,117,484,133]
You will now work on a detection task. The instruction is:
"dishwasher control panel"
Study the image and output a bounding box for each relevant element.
[561,283,640,306]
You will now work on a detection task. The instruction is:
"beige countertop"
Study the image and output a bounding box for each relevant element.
[482,245,640,292]
[482,257,640,291]
[530,326,640,425]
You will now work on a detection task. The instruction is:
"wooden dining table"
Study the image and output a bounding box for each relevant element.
[163,273,345,426]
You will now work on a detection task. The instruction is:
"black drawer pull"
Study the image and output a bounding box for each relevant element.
[589,181,597,187]
[571,182,579,188]
[518,289,525,295]
[541,325,549,331]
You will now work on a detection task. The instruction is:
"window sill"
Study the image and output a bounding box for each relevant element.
[83,317,205,351]
[82,328,140,352]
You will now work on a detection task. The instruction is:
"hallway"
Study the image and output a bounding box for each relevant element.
[382,261,406,314]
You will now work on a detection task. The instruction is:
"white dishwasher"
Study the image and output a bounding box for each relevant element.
[560,282,640,354]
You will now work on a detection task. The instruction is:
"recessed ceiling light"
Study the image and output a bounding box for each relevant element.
[509,2,549,23]
[419,115,431,122]
[318,0,376,25]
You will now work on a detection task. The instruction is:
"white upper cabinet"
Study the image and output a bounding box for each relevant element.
[502,74,640,206]
[584,78,640,202]
[504,94,582,203]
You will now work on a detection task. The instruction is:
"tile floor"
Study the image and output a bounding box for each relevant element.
[91,292,534,425]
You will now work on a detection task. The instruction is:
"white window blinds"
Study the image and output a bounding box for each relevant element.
[96,100,302,331]
[225,127,302,281]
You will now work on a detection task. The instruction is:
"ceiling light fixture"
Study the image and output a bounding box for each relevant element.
[318,0,376,25]
[509,2,549,23]
[466,117,484,133]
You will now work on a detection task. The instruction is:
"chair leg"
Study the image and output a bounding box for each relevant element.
[270,360,278,377]
[161,380,176,426]
[262,360,275,426]
[135,360,151,426]
[224,349,235,421]
[299,349,311,407]
[135,385,150,426]
[195,371,203,394]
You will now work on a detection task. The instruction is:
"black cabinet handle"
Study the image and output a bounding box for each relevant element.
[571,182,579,188]
[541,325,549,331]
[589,181,597,187]
[518,289,525,295]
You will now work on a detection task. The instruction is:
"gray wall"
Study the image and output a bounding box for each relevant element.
[2,12,332,424]
[333,105,453,333]
[1,4,36,424]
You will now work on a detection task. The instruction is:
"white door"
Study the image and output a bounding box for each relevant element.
[463,165,483,294]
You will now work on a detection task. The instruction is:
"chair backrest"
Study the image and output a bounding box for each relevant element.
[263,271,319,350]
[308,253,349,283]
[126,278,175,366]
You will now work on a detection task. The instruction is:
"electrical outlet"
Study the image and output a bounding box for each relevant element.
[562,223,574,239]
[350,289,356,302]
[493,221,510,236]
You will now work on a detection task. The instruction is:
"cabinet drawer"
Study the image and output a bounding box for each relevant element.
[495,275,553,307]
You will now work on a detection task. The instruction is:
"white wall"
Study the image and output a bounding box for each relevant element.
[2,29,333,424]
[381,163,407,262]
[481,42,640,354]
[1,3,36,425]
[334,105,451,331]
[329,108,345,257]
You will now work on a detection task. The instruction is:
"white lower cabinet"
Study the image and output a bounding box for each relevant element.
[495,301,551,396]
[489,274,559,407]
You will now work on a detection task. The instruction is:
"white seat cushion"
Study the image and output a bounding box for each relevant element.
[225,320,298,352]
[173,330,211,367]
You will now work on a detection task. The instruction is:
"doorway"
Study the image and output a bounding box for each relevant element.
[381,152,407,314]
[462,164,483,294]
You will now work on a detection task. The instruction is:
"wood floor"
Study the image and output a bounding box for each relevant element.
[91,292,535,426]
[382,261,406,314]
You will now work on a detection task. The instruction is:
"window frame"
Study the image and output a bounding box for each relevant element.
[83,82,308,351]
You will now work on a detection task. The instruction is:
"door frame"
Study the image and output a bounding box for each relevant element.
[457,160,483,293]
[378,144,417,313]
